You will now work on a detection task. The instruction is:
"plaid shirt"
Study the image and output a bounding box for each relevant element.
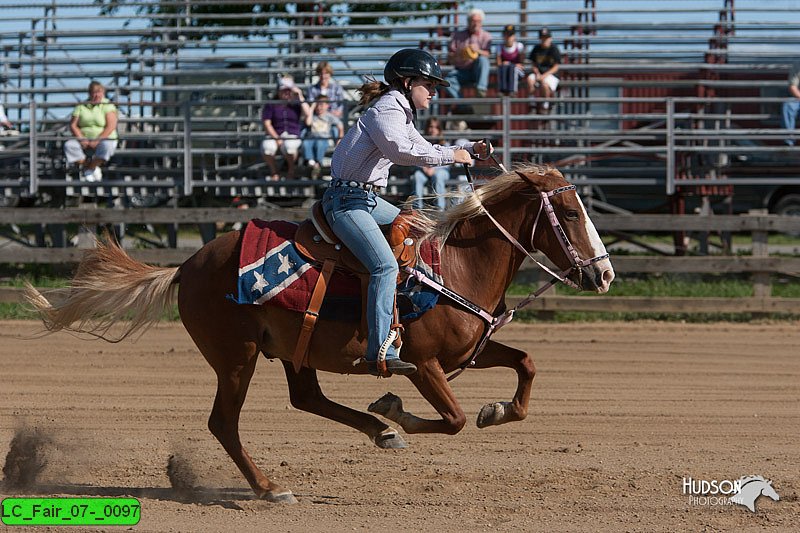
[331,90,473,187]
[307,80,346,116]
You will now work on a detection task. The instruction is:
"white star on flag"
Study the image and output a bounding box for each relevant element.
[277,252,295,275]
[251,270,269,293]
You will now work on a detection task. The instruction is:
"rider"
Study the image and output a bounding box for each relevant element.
[324,49,487,376]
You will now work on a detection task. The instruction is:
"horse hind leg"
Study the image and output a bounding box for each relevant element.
[282,362,406,449]
[471,341,536,428]
[207,351,297,503]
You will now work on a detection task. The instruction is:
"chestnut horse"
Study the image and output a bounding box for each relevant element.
[26,164,614,503]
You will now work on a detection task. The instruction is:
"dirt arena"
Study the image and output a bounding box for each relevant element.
[1,320,798,532]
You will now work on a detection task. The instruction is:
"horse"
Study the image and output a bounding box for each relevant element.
[729,475,780,512]
[25,164,615,503]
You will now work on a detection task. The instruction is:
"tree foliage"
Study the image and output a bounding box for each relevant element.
[95,1,454,40]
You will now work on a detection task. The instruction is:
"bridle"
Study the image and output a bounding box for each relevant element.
[404,149,609,380]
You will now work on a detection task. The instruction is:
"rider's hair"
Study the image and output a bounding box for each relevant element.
[357,76,409,107]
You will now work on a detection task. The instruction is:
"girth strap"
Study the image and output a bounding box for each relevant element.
[292,258,336,373]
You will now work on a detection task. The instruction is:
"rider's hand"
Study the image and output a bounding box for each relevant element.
[453,148,472,164]
[472,141,490,160]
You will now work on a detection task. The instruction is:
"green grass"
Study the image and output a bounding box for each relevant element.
[4,269,799,323]
[507,273,800,322]
[0,265,181,321]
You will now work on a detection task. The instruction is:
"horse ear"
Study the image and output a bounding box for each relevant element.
[515,170,540,190]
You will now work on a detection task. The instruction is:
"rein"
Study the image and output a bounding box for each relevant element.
[409,157,608,381]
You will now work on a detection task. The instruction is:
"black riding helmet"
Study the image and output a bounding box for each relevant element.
[384,49,450,87]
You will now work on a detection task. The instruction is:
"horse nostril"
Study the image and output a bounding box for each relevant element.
[602,269,615,286]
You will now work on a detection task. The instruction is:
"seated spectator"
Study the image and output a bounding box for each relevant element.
[781,63,800,147]
[412,118,452,211]
[527,27,561,112]
[63,80,118,181]
[496,25,525,95]
[0,102,18,135]
[307,61,346,119]
[0,102,19,152]
[444,8,492,99]
[303,95,344,179]
[261,76,310,180]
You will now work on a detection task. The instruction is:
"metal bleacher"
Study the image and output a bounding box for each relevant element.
[1,0,799,216]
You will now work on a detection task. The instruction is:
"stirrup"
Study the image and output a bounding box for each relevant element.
[376,330,403,376]
[365,358,417,377]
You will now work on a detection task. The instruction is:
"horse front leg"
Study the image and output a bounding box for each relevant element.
[471,340,536,428]
[368,359,467,435]
[281,362,407,449]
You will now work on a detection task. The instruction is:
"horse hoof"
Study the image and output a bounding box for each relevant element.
[373,428,407,449]
[263,490,298,504]
[476,402,509,428]
[368,392,402,418]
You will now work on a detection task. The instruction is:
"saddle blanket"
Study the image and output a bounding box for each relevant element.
[232,219,442,321]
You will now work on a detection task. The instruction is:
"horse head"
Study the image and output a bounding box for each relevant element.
[511,165,614,293]
[756,478,780,502]
[730,475,780,512]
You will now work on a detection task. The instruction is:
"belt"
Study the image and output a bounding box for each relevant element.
[330,179,380,192]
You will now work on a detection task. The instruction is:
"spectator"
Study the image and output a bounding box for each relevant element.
[496,25,525,95]
[527,27,561,112]
[261,76,310,180]
[63,80,118,182]
[303,95,344,179]
[445,8,493,99]
[0,102,16,133]
[781,63,800,146]
[412,117,451,210]
[307,61,346,119]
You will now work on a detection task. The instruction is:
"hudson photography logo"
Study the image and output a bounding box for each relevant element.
[682,475,780,512]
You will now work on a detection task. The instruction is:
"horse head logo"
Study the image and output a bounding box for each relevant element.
[728,476,780,513]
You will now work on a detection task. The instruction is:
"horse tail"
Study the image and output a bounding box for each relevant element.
[24,235,180,343]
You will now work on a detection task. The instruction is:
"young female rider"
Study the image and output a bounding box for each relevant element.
[324,49,487,376]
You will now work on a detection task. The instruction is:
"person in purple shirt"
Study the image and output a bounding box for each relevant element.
[324,49,488,377]
[261,77,310,180]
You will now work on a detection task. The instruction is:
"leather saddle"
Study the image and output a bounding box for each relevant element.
[289,201,419,375]
[294,201,417,275]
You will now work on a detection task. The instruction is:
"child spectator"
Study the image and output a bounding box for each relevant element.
[496,25,525,95]
[307,61,346,119]
[303,95,344,179]
[527,27,561,112]
[412,117,452,210]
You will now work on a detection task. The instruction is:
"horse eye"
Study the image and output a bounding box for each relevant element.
[565,210,580,221]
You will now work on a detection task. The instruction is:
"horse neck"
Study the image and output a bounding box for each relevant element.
[440,195,530,311]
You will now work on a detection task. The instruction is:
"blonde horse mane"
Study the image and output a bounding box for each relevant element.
[405,163,555,246]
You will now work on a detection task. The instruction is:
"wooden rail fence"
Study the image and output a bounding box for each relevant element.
[2,210,800,314]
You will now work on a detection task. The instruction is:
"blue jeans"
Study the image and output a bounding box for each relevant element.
[444,55,490,98]
[322,184,401,361]
[782,99,800,146]
[413,167,450,210]
[303,138,330,163]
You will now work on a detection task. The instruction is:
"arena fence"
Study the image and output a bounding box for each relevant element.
[1,210,799,313]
